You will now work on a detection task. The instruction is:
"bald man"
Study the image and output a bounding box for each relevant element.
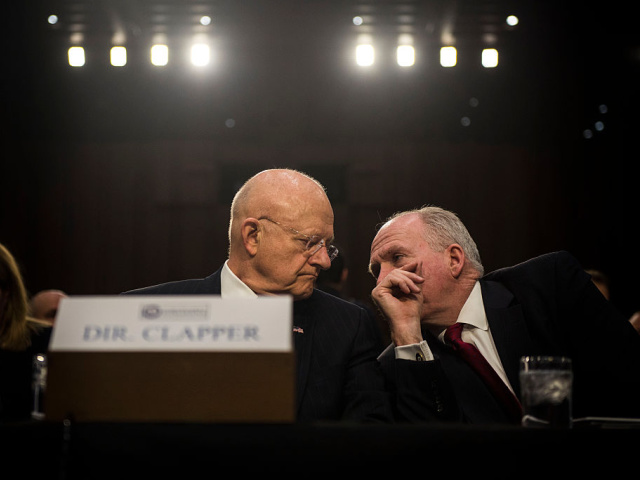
[124,169,391,423]
[29,289,67,324]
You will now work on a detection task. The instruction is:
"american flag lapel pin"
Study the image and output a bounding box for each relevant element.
[293,326,304,334]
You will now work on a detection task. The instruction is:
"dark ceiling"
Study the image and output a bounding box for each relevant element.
[7,1,640,147]
[35,0,523,41]
[29,1,639,52]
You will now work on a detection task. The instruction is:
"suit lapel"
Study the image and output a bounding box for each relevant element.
[481,280,533,398]
[202,268,223,294]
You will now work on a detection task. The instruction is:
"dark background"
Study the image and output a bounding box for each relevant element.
[3,1,639,319]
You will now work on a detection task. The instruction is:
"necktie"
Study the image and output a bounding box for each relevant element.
[445,322,522,423]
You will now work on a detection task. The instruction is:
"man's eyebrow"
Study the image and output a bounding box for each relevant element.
[376,244,401,258]
[305,227,332,243]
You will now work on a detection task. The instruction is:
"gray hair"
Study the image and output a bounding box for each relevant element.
[387,205,484,276]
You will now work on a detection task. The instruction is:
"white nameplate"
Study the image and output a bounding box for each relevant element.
[49,295,293,352]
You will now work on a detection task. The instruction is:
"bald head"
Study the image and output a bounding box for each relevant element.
[226,169,336,299]
[228,169,332,248]
[29,289,67,324]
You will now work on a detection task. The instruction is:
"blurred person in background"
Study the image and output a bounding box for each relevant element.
[29,289,67,325]
[0,243,52,421]
[630,312,640,334]
[585,269,640,335]
[585,269,610,300]
[316,245,386,345]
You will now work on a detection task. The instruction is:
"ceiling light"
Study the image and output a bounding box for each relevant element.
[356,44,374,66]
[440,46,457,67]
[191,44,210,66]
[68,47,85,67]
[110,46,127,67]
[482,48,498,68]
[151,44,169,66]
[506,15,519,26]
[397,45,415,67]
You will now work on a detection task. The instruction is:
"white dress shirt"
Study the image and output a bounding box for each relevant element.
[220,260,257,298]
[394,281,515,393]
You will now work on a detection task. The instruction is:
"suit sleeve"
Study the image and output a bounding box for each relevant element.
[378,350,461,423]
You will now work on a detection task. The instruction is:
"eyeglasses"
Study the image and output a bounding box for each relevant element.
[258,217,339,261]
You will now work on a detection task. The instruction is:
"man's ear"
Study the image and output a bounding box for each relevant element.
[240,218,261,256]
[447,244,465,278]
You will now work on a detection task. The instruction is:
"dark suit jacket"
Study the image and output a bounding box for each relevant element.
[379,251,640,424]
[123,267,392,423]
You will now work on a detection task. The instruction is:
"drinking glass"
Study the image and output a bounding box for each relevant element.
[519,356,572,428]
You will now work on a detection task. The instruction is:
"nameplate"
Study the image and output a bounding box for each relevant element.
[49,296,293,352]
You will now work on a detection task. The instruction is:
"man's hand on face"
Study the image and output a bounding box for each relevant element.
[372,262,425,346]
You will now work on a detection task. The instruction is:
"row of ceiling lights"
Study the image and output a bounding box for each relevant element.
[65,43,500,68]
[52,13,520,69]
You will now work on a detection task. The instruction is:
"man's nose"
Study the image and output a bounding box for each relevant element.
[309,246,332,270]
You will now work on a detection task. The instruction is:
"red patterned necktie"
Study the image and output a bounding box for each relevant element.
[445,322,522,423]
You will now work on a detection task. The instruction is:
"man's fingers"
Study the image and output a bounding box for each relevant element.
[380,269,423,293]
[399,261,422,274]
[392,278,420,295]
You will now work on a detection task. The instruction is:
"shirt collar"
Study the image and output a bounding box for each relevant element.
[457,281,487,330]
[220,260,258,298]
[437,281,486,343]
